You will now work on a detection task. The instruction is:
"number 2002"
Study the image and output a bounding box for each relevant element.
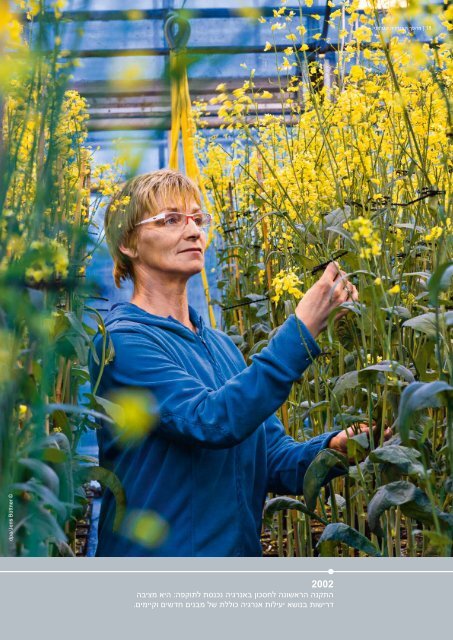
[312,580,334,588]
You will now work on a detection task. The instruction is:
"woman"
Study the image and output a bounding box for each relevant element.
[89,169,391,557]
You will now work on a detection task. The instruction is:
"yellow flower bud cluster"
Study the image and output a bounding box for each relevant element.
[1,51,94,283]
[424,226,443,242]
[271,269,304,303]
[25,240,69,283]
[343,217,382,260]
[388,284,400,295]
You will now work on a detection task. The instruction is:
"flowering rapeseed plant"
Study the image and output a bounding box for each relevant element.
[271,269,304,303]
[196,0,453,557]
[343,217,381,259]
[0,1,125,557]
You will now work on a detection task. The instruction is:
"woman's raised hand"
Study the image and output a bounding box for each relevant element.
[295,262,358,339]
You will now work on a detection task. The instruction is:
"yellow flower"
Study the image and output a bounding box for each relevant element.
[264,41,272,52]
[349,65,366,82]
[107,390,157,444]
[424,226,443,242]
[353,26,372,43]
[271,269,304,304]
[403,293,416,307]
[19,404,28,419]
[388,284,400,295]
[279,57,293,71]
[344,217,382,259]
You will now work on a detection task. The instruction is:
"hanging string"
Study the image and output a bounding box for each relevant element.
[165,13,217,328]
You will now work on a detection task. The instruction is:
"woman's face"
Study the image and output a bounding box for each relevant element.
[126,198,206,281]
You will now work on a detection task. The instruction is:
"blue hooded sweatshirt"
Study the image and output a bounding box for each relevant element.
[88,302,345,557]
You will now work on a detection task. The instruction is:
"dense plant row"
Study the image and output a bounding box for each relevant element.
[0,1,124,556]
[196,0,453,556]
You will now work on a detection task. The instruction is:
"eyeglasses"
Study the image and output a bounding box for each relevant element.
[135,211,212,230]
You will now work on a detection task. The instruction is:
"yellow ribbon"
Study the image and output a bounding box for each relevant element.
[167,44,217,329]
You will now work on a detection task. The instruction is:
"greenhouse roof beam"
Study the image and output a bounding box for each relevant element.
[17,3,446,23]
[87,113,298,132]
[63,41,435,59]
[81,78,297,131]
[76,77,290,97]
[18,7,334,23]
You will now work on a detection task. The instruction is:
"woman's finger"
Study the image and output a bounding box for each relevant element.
[341,288,350,304]
[321,261,340,283]
[333,270,347,286]
[384,427,393,440]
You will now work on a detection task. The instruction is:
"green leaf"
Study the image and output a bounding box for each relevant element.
[325,225,353,243]
[63,334,88,365]
[46,402,116,425]
[66,311,92,343]
[444,477,453,494]
[18,503,67,544]
[367,481,442,535]
[10,479,69,521]
[397,381,453,444]
[421,530,452,553]
[104,334,115,365]
[346,431,371,459]
[359,361,415,384]
[316,523,381,557]
[369,445,424,476]
[71,365,91,383]
[39,447,68,464]
[402,311,453,339]
[303,449,349,511]
[298,400,330,422]
[45,431,72,453]
[263,496,328,527]
[327,494,346,511]
[18,458,60,495]
[332,371,359,399]
[51,539,76,557]
[381,306,412,321]
[247,339,269,358]
[428,261,453,306]
[335,314,361,350]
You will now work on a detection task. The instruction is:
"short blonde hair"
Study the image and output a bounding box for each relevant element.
[104,169,201,288]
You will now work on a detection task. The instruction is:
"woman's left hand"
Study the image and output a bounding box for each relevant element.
[328,423,393,464]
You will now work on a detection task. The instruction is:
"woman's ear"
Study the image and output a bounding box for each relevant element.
[119,244,138,260]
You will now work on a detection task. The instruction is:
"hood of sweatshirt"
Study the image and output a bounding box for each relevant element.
[102,301,206,342]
